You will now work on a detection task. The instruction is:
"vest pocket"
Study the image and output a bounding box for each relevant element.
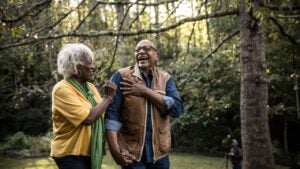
[120,126,139,139]
[119,125,140,153]
[158,125,171,153]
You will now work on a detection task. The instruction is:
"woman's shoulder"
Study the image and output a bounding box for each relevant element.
[53,79,71,88]
[52,80,74,93]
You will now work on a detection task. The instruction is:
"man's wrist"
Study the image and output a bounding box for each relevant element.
[144,87,151,97]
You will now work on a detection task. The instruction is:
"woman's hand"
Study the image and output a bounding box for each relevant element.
[104,80,117,98]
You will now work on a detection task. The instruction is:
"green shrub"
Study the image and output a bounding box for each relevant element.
[0,132,31,151]
[29,132,52,153]
[0,131,51,157]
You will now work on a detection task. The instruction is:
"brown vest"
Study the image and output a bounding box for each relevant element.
[118,65,171,161]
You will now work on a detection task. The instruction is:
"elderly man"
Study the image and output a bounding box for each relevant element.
[105,39,184,169]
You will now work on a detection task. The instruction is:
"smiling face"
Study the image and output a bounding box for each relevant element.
[135,40,159,73]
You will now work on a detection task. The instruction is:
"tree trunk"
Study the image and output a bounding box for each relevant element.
[154,0,160,50]
[115,1,129,68]
[239,0,275,169]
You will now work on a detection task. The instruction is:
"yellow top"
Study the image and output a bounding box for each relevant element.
[50,80,101,157]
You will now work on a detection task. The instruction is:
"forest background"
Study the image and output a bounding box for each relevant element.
[0,0,299,169]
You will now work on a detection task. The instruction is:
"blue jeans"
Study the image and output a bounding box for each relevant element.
[122,155,170,169]
[53,155,91,169]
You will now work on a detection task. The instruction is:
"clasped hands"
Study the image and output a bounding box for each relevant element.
[112,149,136,166]
[110,149,136,166]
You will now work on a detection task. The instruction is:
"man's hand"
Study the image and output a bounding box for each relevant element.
[120,78,149,97]
[121,78,167,112]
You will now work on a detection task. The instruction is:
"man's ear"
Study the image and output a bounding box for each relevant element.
[155,52,160,66]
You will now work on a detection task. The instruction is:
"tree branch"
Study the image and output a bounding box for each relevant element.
[269,16,298,45]
[5,0,86,47]
[264,4,300,11]
[178,30,239,87]
[96,0,177,6]
[108,1,135,75]
[75,1,100,31]
[195,30,239,69]
[127,5,146,30]
[276,15,300,19]
[186,0,206,54]
[158,0,184,27]
[1,0,52,24]
[36,0,86,34]
[204,0,212,51]
[0,9,238,50]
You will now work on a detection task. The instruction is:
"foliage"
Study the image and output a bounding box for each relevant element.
[266,16,300,157]
[0,132,31,151]
[0,131,51,157]
[170,42,241,154]
[0,1,57,139]
[0,0,299,164]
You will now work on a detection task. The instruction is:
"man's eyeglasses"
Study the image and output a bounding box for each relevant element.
[135,46,157,53]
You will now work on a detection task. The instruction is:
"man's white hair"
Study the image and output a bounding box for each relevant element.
[57,43,94,78]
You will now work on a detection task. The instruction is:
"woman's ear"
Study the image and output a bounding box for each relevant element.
[76,64,82,76]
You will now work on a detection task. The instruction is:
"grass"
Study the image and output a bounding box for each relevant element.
[0,152,289,169]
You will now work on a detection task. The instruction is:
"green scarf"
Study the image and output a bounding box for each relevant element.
[66,77,104,169]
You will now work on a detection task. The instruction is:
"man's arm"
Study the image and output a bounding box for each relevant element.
[106,130,135,166]
[161,77,184,117]
[104,72,135,166]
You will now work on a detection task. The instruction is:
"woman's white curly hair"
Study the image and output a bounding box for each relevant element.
[57,43,94,78]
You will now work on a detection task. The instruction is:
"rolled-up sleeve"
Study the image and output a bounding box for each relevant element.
[105,119,122,131]
[163,96,174,110]
[164,77,184,118]
[104,72,123,131]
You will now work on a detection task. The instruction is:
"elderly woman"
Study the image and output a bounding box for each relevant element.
[51,43,116,169]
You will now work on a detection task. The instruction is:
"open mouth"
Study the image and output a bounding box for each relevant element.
[137,56,150,67]
[138,57,148,61]
[137,53,148,60]
[138,57,149,64]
